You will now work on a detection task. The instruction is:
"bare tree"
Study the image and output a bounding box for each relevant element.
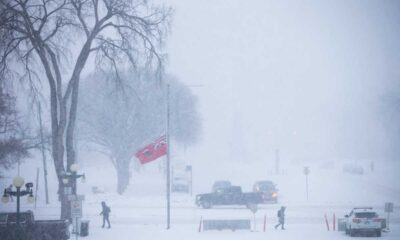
[0,0,172,219]
[0,86,38,177]
[78,70,200,194]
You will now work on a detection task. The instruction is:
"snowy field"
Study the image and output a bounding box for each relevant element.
[85,224,400,240]
[1,156,399,240]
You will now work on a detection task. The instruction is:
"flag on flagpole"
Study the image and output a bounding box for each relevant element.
[135,135,167,164]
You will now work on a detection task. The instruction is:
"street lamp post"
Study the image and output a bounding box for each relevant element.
[1,176,35,227]
[60,163,85,236]
[61,163,86,195]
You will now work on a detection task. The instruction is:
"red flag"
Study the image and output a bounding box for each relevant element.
[135,135,167,164]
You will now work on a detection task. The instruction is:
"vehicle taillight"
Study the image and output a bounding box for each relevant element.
[352,218,361,224]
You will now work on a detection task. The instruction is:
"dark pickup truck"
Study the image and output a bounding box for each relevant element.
[0,211,70,240]
[253,180,278,203]
[195,186,263,209]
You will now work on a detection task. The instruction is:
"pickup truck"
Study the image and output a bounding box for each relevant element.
[195,186,263,209]
[211,180,232,193]
[0,211,70,240]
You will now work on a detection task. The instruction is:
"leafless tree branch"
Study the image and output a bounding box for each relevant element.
[1,0,172,215]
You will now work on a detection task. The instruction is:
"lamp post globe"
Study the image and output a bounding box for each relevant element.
[62,178,69,184]
[1,195,9,204]
[13,176,25,188]
[70,163,79,173]
[27,195,35,204]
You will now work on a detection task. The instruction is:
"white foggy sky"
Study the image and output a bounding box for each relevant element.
[164,0,400,163]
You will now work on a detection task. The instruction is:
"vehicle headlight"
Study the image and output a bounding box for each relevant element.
[272,192,278,198]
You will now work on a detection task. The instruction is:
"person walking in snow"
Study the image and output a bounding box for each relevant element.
[275,206,286,230]
[100,201,111,228]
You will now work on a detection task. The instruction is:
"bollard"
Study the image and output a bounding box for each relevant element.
[324,214,330,231]
[198,216,203,232]
[263,214,266,232]
[333,213,336,231]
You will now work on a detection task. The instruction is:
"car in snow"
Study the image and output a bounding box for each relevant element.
[252,180,278,203]
[211,180,232,193]
[343,164,364,175]
[171,176,190,193]
[344,207,382,237]
[196,185,263,209]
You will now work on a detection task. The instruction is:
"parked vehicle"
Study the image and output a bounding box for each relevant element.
[0,211,70,240]
[91,186,106,194]
[211,180,232,193]
[253,180,278,203]
[172,176,190,193]
[196,186,263,209]
[344,207,382,237]
[343,164,364,175]
[171,163,192,193]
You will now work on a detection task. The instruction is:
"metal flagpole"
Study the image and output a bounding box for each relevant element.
[306,173,309,200]
[35,168,40,209]
[166,83,171,229]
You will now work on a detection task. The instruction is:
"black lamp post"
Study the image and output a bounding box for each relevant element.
[61,163,86,195]
[1,176,35,226]
[60,164,85,235]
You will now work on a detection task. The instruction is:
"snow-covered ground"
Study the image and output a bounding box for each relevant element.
[84,223,399,240]
[1,155,399,239]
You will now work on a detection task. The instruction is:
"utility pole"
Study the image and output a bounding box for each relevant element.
[34,168,39,208]
[275,149,280,175]
[303,167,310,201]
[166,83,171,230]
[38,102,50,204]
[306,173,309,200]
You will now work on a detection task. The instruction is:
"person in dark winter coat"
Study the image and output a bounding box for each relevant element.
[275,206,286,230]
[100,201,111,228]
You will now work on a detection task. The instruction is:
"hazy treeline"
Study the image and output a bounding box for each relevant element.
[77,69,201,194]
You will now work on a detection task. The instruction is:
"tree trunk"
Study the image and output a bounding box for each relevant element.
[39,45,70,220]
[62,44,90,218]
[60,184,71,221]
[116,159,131,194]
[54,135,70,220]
